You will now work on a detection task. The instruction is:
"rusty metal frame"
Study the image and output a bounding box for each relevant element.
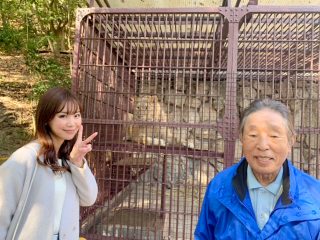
[72,6,320,239]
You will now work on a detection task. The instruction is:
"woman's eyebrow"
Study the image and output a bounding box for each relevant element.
[268,125,283,133]
[245,123,284,132]
[245,125,257,130]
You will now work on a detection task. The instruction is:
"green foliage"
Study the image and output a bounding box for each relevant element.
[0,25,25,53]
[26,0,86,54]
[26,48,71,99]
[0,0,28,52]
[0,0,87,99]
[0,0,21,25]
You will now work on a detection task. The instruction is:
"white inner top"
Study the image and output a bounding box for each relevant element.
[53,159,67,235]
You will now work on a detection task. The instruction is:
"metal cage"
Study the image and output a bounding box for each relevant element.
[72,6,320,240]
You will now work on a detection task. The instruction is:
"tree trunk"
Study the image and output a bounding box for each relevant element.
[0,2,8,27]
[48,29,66,55]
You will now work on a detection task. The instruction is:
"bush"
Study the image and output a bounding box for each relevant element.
[0,25,24,53]
[0,28,71,99]
[25,48,71,99]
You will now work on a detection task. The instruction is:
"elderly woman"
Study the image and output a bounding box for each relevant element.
[195,99,320,239]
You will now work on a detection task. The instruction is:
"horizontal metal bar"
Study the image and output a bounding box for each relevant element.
[78,6,320,16]
[83,118,219,129]
[296,127,320,134]
[93,143,224,158]
[78,7,223,15]
[81,234,128,240]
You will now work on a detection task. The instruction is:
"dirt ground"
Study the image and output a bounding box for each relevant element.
[0,52,35,163]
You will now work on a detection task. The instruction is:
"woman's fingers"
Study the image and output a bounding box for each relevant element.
[83,132,98,144]
[76,125,83,144]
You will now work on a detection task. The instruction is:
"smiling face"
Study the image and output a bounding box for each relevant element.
[241,108,293,185]
[48,102,82,149]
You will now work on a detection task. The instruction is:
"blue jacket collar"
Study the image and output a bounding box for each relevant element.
[232,158,293,205]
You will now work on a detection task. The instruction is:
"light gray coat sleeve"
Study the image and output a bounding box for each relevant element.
[0,146,35,240]
[68,159,98,206]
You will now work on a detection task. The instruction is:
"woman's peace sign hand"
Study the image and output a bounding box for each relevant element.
[70,125,98,167]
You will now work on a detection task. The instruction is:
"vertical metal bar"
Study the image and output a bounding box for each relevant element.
[160,155,167,219]
[279,13,285,100]
[100,13,108,138]
[316,13,320,178]
[141,13,149,239]
[153,14,161,228]
[72,9,83,93]
[223,9,240,168]
[147,13,154,240]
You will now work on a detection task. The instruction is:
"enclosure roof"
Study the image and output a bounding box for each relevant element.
[87,0,320,8]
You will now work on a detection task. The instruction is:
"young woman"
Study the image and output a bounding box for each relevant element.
[0,87,98,240]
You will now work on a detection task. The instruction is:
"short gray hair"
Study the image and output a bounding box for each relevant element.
[239,99,295,144]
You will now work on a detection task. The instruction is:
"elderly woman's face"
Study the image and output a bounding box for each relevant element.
[241,108,292,181]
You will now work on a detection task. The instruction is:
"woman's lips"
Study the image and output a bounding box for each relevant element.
[64,129,77,134]
[255,156,273,163]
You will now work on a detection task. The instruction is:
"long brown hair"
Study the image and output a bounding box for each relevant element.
[35,87,81,172]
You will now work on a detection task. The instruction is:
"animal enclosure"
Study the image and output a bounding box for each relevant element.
[72,6,320,240]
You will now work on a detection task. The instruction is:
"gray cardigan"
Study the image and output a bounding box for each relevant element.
[0,141,98,240]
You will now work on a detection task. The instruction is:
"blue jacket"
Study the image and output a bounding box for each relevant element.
[195,158,320,240]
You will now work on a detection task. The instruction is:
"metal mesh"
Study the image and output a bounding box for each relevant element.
[72,7,320,240]
[236,11,320,174]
